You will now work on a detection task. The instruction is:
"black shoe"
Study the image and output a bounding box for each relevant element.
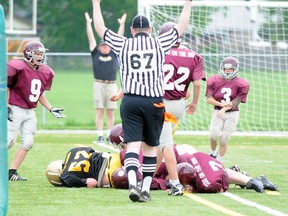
[230,165,249,189]
[230,165,241,172]
[106,137,111,144]
[138,191,151,202]
[246,178,264,193]
[129,185,140,202]
[258,175,278,191]
[168,183,184,196]
[9,172,28,181]
[209,153,217,159]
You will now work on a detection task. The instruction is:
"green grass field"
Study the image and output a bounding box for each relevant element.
[7,133,288,216]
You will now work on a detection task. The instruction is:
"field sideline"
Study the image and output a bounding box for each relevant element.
[8,133,288,216]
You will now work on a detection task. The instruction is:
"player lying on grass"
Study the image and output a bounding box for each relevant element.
[46,146,124,188]
[46,125,278,193]
[109,124,278,193]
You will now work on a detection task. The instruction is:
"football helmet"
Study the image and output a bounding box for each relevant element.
[111,166,129,189]
[23,40,48,66]
[220,56,239,80]
[109,124,126,150]
[46,160,64,186]
[177,162,196,186]
[158,22,181,47]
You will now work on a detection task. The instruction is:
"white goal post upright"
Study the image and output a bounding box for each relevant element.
[138,0,288,134]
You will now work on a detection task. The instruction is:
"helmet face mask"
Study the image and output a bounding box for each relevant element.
[109,124,126,150]
[23,41,48,67]
[220,57,239,80]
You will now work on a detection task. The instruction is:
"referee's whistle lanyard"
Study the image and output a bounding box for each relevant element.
[153,102,178,125]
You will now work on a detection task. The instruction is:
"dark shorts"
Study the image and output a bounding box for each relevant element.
[120,94,164,147]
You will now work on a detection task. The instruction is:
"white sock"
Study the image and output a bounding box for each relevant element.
[211,150,217,156]
[98,131,103,137]
[141,176,152,192]
[169,179,180,186]
[127,170,137,187]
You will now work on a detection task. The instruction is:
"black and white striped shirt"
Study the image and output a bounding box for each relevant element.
[103,28,179,97]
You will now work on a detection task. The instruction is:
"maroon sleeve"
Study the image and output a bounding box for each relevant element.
[205,75,216,97]
[191,53,206,81]
[236,78,250,103]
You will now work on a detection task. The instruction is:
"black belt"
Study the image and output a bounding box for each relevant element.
[95,79,116,84]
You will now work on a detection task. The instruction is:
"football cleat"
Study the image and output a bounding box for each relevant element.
[230,165,241,173]
[209,153,217,159]
[230,165,249,189]
[138,191,151,202]
[106,137,111,144]
[97,136,104,144]
[129,185,140,202]
[168,183,184,196]
[246,178,264,193]
[9,172,28,181]
[258,175,278,191]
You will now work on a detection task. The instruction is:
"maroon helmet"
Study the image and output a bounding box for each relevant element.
[220,56,239,80]
[109,124,126,150]
[177,162,196,186]
[159,22,181,47]
[23,40,48,66]
[111,166,129,189]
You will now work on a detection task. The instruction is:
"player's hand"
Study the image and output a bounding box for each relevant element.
[185,103,197,115]
[110,94,120,102]
[50,107,66,118]
[8,107,13,122]
[85,12,92,23]
[118,13,127,25]
[217,108,226,118]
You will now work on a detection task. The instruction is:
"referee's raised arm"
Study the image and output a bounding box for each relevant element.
[92,0,107,39]
[176,0,193,37]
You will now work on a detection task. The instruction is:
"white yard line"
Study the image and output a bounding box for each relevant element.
[37,130,288,137]
[223,192,288,216]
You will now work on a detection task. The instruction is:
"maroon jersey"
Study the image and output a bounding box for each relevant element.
[7,59,54,109]
[205,75,249,111]
[163,47,206,100]
[177,152,229,193]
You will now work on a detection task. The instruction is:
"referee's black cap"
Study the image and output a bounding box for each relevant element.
[131,15,150,28]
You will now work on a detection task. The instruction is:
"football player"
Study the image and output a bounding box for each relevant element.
[206,57,250,162]
[46,146,122,188]
[156,21,206,196]
[175,146,278,193]
[109,124,278,193]
[7,40,65,181]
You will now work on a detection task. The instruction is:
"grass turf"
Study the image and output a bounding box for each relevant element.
[7,134,288,216]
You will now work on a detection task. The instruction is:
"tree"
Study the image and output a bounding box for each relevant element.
[37,0,136,52]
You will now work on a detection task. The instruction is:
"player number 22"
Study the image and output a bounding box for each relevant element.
[29,79,42,102]
[163,64,189,91]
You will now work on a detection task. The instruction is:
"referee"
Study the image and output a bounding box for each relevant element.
[92,0,193,202]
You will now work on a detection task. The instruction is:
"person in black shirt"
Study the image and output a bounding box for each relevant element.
[85,12,126,144]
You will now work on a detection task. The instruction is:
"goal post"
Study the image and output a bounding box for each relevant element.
[0,4,8,216]
[138,0,288,132]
